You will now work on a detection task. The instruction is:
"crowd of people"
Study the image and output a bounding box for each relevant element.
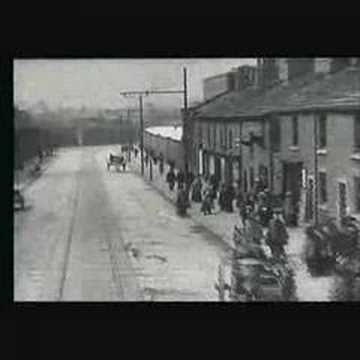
[134,146,293,260]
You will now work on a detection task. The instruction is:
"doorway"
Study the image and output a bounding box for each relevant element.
[282,162,303,202]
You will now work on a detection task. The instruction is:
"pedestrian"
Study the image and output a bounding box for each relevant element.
[240,200,249,227]
[159,159,164,175]
[245,211,264,246]
[209,174,219,198]
[176,169,185,190]
[201,188,213,215]
[224,183,236,213]
[235,185,244,210]
[145,153,149,167]
[166,167,176,191]
[191,175,203,203]
[218,183,226,211]
[176,187,189,216]
[257,191,268,226]
[284,191,293,226]
[266,208,289,259]
[122,157,127,172]
[245,192,255,213]
[186,171,195,192]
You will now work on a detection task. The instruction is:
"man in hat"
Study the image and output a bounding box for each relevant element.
[266,208,289,259]
[218,183,226,211]
[176,169,185,190]
[224,183,236,213]
[176,187,189,216]
[166,167,176,191]
[191,175,203,203]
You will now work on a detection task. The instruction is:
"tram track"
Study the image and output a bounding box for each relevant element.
[57,153,82,301]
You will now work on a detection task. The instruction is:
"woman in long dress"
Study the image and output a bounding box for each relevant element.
[191,176,202,203]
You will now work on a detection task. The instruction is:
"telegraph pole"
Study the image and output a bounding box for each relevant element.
[119,114,122,145]
[139,95,144,175]
[183,67,189,177]
[314,116,319,224]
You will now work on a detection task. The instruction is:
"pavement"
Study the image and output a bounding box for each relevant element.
[14,155,54,191]
[129,150,335,301]
[14,146,230,301]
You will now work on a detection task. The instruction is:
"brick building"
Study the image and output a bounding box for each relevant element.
[189,58,360,223]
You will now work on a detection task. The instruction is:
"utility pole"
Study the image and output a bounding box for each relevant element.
[183,67,189,176]
[139,95,144,175]
[127,108,131,145]
[119,114,122,145]
[314,116,319,225]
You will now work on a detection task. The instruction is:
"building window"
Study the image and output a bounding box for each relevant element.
[318,114,327,149]
[292,116,299,146]
[354,177,360,212]
[354,114,360,152]
[220,128,224,148]
[228,129,233,149]
[319,172,327,204]
[270,117,281,152]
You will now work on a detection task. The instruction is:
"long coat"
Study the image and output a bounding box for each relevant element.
[192,179,202,202]
[266,218,289,247]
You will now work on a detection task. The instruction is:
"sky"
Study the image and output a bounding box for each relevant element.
[14,59,256,111]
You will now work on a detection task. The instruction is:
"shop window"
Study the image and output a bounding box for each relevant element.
[319,172,327,204]
[354,114,360,152]
[354,177,360,212]
[318,114,327,149]
[292,116,299,146]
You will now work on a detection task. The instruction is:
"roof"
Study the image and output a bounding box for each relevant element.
[144,126,183,141]
[194,66,360,119]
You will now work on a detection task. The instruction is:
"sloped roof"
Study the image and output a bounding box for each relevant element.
[194,67,360,119]
[145,126,183,141]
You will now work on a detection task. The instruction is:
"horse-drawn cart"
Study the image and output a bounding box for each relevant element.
[106,154,125,172]
[215,225,296,301]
